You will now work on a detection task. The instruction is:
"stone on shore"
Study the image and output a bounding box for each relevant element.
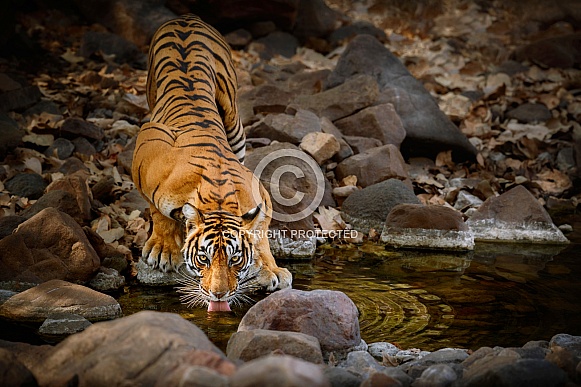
[238,289,361,355]
[0,280,121,323]
[466,185,569,244]
[227,329,324,364]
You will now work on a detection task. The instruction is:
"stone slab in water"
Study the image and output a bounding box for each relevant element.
[268,235,316,259]
[0,279,121,323]
[380,203,475,251]
[135,259,180,286]
[466,185,569,244]
[38,312,92,343]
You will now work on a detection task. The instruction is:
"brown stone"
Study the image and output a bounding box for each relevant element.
[0,208,100,285]
[0,348,38,387]
[45,171,92,221]
[320,117,353,161]
[288,74,379,121]
[334,104,406,147]
[227,329,324,364]
[299,132,340,164]
[31,311,234,386]
[335,144,408,188]
[344,135,383,154]
[385,204,468,231]
[60,117,104,141]
[238,289,360,354]
[0,280,121,323]
[247,109,321,144]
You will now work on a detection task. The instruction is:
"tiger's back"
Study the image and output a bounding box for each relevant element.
[132,14,292,311]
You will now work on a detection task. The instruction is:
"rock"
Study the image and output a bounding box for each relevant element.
[45,171,92,221]
[58,157,90,175]
[71,137,97,157]
[368,342,400,361]
[224,28,252,47]
[328,20,387,46]
[299,132,340,164]
[320,116,353,161]
[506,102,552,123]
[0,73,41,112]
[323,367,361,387]
[339,351,412,385]
[89,267,125,292]
[247,109,321,144]
[248,84,293,115]
[238,289,360,355]
[360,372,403,387]
[0,208,100,286]
[4,173,46,200]
[251,31,299,60]
[454,190,484,211]
[413,364,458,387]
[332,185,359,201]
[135,258,180,286]
[0,114,24,160]
[38,312,92,343]
[227,329,324,364]
[268,233,317,259]
[546,333,581,382]
[513,33,581,69]
[0,280,121,323]
[463,358,567,386]
[288,74,379,122]
[60,117,104,141]
[21,190,84,224]
[292,0,342,40]
[79,30,146,68]
[161,365,229,387]
[0,215,26,239]
[381,204,475,251]
[43,137,74,160]
[326,35,477,161]
[32,311,235,386]
[0,348,38,387]
[341,179,420,233]
[466,185,569,244]
[343,136,383,154]
[230,355,329,387]
[73,0,176,48]
[245,142,325,233]
[334,104,406,147]
[287,69,331,96]
[335,145,408,188]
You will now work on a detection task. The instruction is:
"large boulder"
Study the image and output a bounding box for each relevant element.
[31,311,235,386]
[326,35,477,161]
[0,208,101,286]
[238,289,361,355]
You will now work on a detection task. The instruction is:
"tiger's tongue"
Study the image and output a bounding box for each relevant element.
[208,301,231,312]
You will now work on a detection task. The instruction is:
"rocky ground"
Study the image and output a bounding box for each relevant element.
[0,0,580,385]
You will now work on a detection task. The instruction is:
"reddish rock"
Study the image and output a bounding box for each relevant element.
[335,144,408,188]
[31,311,234,386]
[45,171,92,221]
[247,109,321,144]
[0,348,37,387]
[21,190,84,224]
[334,104,406,147]
[238,289,361,354]
[385,204,469,231]
[0,208,100,285]
[344,136,383,154]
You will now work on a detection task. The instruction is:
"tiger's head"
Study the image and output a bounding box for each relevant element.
[175,202,265,312]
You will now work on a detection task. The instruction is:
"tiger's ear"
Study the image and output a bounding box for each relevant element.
[241,203,266,232]
[181,203,204,230]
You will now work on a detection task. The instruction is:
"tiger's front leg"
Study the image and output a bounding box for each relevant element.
[142,205,183,272]
[254,234,292,291]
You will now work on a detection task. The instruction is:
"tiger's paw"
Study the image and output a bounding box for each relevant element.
[142,235,183,273]
[257,266,293,292]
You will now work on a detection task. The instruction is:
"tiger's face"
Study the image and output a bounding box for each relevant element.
[176,203,263,312]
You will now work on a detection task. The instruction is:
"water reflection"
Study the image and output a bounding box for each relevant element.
[115,240,581,352]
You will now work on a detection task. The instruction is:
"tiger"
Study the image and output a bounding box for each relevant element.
[131,14,292,312]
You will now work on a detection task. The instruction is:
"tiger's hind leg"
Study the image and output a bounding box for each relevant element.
[142,205,183,272]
